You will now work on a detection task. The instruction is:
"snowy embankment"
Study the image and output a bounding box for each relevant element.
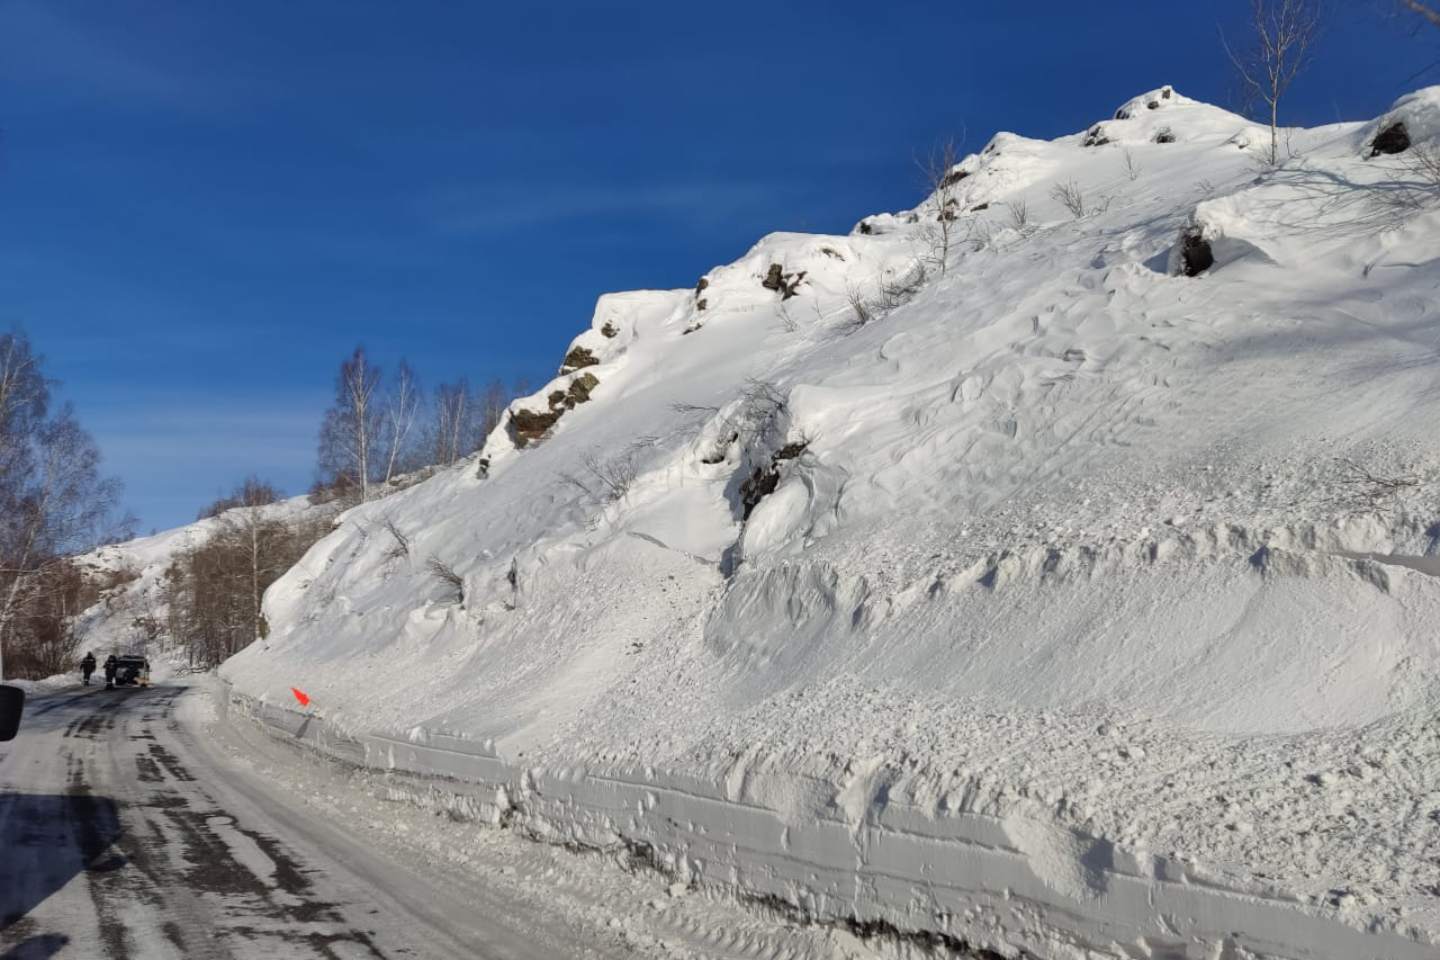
[219,87,1440,957]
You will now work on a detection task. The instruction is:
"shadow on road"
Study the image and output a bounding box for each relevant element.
[0,793,122,934]
[0,934,70,959]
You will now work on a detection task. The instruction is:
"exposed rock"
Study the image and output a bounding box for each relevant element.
[1370,121,1411,157]
[509,407,561,448]
[971,202,990,211]
[1114,107,1133,120]
[761,263,806,300]
[559,346,599,373]
[600,321,619,338]
[940,168,969,188]
[1083,125,1110,148]
[567,372,599,405]
[739,467,779,520]
[696,298,708,312]
[820,246,845,260]
[1178,227,1214,277]
[547,389,568,410]
[739,442,807,519]
[857,220,873,235]
[1153,127,1176,144]
[695,277,709,296]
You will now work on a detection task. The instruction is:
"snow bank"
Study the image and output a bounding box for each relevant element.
[208,86,1440,956]
[225,689,1435,959]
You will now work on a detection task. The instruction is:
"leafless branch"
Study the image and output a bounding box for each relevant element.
[1122,149,1143,182]
[426,557,464,604]
[1050,179,1088,218]
[382,516,409,561]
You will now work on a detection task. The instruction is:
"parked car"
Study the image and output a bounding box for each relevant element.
[109,655,151,688]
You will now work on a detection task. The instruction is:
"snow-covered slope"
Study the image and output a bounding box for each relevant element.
[223,87,1440,957]
[72,495,327,659]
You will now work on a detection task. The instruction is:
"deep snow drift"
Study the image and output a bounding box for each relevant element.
[213,87,1440,957]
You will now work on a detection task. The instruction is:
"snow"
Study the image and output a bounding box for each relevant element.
[189,85,1440,956]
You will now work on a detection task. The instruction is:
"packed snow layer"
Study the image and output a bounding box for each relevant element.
[216,87,1440,955]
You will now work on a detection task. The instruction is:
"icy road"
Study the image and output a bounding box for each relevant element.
[0,683,629,960]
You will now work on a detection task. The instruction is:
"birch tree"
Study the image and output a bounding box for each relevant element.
[317,346,383,502]
[430,379,480,467]
[0,403,127,676]
[381,360,420,486]
[1223,0,1322,166]
[918,139,964,274]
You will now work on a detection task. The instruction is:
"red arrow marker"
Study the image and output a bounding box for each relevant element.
[290,687,311,708]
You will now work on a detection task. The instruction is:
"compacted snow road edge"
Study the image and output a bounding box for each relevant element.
[221,687,1432,960]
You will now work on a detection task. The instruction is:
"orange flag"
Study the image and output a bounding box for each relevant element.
[290,687,311,708]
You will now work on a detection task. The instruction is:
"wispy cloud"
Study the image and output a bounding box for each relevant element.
[0,1,229,111]
[415,178,787,235]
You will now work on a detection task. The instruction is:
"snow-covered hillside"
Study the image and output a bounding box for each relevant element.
[72,495,326,659]
[221,87,1440,957]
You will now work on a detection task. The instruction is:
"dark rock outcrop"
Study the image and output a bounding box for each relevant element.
[1370,122,1411,158]
[559,346,599,373]
[509,408,562,448]
[761,263,806,300]
[1178,227,1214,277]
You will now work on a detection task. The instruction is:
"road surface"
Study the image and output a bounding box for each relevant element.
[0,683,624,960]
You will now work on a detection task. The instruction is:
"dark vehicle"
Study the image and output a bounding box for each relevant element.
[110,655,150,688]
[0,684,22,741]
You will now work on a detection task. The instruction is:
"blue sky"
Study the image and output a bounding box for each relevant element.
[1,0,1435,532]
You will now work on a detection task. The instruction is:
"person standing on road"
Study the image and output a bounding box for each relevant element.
[103,654,117,689]
[81,652,96,686]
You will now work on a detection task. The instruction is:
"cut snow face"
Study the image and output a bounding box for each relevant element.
[209,85,1440,956]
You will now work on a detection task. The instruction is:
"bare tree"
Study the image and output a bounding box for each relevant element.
[0,408,128,674]
[1222,0,1321,167]
[160,502,333,667]
[381,516,410,561]
[429,379,482,467]
[918,139,965,274]
[317,346,383,502]
[426,556,464,605]
[197,475,281,520]
[844,281,875,329]
[0,332,132,677]
[1050,179,1089,219]
[480,378,508,441]
[1122,149,1143,183]
[381,360,421,486]
[0,333,47,491]
[1003,199,1031,233]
